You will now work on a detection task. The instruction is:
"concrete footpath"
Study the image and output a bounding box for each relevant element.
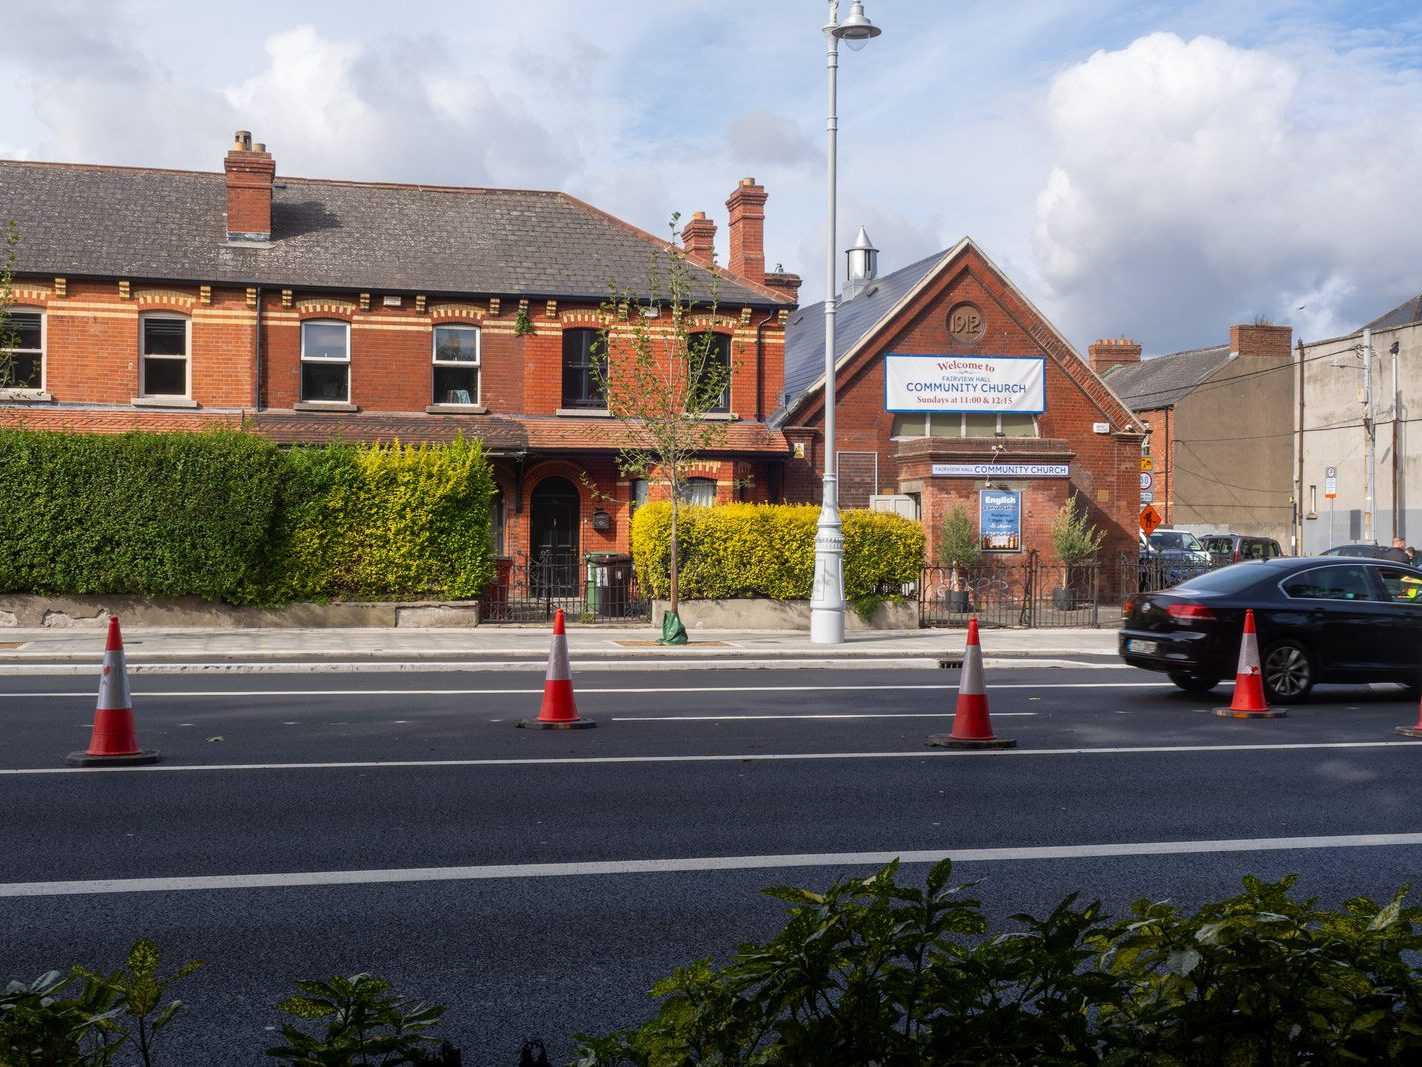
[0,621,1120,672]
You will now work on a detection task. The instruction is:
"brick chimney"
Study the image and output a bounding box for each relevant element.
[1088,337,1142,374]
[726,177,768,283]
[224,130,275,243]
[680,211,716,265]
[1230,323,1292,360]
[764,267,802,304]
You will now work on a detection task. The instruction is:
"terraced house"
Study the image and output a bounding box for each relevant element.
[0,132,800,597]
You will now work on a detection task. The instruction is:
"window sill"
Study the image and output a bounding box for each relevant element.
[293,401,358,413]
[131,396,198,409]
[0,389,53,403]
[556,407,611,417]
[425,403,488,415]
[697,411,738,421]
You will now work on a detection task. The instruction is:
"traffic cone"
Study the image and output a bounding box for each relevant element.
[1215,609,1286,719]
[518,609,595,730]
[66,617,160,766]
[928,618,1015,749]
[1395,689,1422,739]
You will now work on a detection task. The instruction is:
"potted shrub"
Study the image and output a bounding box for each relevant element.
[937,503,980,613]
[1050,492,1105,610]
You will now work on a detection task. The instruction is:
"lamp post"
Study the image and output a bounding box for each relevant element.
[811,0,881,644]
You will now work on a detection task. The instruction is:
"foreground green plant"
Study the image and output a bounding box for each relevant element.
[266,973,446,1066]
[575,860,1422,1065]
[71,939,203,1067]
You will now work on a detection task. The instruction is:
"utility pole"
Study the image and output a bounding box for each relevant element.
[1363,328,1376,543]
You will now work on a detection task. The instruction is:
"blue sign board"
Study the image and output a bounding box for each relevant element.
[979,490,1022,552]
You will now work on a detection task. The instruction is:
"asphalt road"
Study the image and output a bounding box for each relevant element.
[4,664,1422,1064]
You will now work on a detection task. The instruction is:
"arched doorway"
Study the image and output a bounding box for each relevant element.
[530,476,580,596]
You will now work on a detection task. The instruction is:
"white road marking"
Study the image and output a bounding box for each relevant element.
[0,681,1172,698]
[5,832,1422,897]
[609,713,1039,721]
[2,740,1417,776]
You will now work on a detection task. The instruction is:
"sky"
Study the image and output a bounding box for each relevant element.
[3,0,1422,356]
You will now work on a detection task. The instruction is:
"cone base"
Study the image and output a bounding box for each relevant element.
[927,733,1016,749]
[66,749,160,767]
[1394,726,1422,738]
[517,718,595,730]
[1214,707,1286,719]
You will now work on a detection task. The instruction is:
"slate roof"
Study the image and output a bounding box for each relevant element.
[252,411,789,456]
[771,249,948,428]
[1366,293,1422,332]
[1101,344,1234,410]
[0,160,792,306]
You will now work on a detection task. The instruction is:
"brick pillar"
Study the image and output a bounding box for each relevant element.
[764,270,802,303]
[1088,337,1142,374]
[224,130,275,242]
[726,177,768,284]
[680,211,716,265]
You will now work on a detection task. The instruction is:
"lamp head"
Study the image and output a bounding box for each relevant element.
[832,0,881,49]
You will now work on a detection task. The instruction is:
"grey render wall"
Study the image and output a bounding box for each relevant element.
[1299,322,1422,554]
[1170,348,1297,546]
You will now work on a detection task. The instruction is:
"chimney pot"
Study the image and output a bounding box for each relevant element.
[681,211,717,265]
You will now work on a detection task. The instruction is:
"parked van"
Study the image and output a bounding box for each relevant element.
[1198,533,1284,566]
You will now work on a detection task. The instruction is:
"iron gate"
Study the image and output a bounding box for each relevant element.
[479,550,651,624]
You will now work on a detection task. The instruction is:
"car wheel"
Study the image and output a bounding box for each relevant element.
[1168,672,1221,694]
[1261,639,1315,703]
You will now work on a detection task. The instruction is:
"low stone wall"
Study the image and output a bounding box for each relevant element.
[653,598,917,630]
[0,594,481,629]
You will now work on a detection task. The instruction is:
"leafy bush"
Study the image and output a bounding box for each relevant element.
[0,430,496,606]
[576,860,1422,1065]
[266,973,447,1066]
[630,503,924,602]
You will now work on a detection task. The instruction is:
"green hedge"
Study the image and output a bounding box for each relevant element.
[0,429,495,606]
[630,502,924,602]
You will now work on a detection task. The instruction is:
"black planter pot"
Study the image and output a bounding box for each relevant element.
[1051,586,1078,611]
[947,590,971,613]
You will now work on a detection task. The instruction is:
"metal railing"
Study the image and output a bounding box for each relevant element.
[919,551,1102,628]
[479,551,651,624]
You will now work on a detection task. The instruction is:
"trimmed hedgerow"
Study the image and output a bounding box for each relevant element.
[0,429,496,605]
[630,502,924,602]
[0,428,281,599]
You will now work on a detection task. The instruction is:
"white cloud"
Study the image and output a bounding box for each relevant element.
[1034,31,1422,352]
[725,110,818,168]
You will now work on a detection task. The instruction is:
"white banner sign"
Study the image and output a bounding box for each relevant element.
[885,354,1046,414]
[932,463,1069,478]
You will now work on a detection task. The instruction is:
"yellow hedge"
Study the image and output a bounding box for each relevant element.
[630,502,924,601]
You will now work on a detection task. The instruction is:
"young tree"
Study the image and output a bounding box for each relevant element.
[597,216,736,644]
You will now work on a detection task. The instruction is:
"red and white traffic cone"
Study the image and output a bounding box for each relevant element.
[518,608,595,730]
[66,617,160,766]
[929,618,1015,749]
[1215,609,1285,719]
[1395,690,1422,739]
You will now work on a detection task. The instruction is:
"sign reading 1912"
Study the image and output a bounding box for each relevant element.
[885,354,1046,414]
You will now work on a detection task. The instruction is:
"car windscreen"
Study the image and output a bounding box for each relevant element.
[1171,563,1271,595]
[1151,532,1199,550]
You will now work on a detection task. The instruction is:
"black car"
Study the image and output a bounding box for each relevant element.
[1119,556,1422,701]
[1320,543,1395,559]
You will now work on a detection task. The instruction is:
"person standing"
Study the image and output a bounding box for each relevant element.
[1383,536,1411,563]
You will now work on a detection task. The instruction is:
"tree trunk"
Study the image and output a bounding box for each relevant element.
[669,494,680,615]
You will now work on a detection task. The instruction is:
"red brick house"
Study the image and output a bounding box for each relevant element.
[0,133,800,590]
[773,236,1146,582]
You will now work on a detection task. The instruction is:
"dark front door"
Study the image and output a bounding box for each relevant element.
[530,476,580,597]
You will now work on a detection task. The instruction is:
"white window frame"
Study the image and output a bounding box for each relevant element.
[138,312,191,399]
[431,324,480,406]
[1,306,46,397]
[300,319,351,404]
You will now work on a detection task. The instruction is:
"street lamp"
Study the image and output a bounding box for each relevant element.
[811,0,881,645]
